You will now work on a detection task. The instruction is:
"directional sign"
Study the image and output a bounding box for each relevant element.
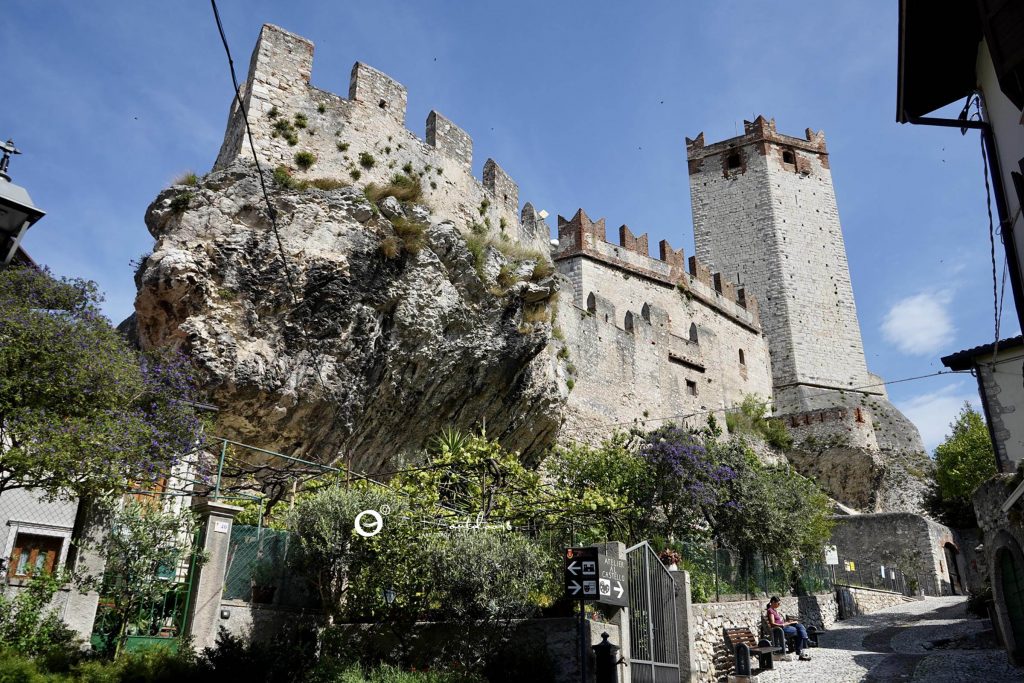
[597,551,628,607]
[564,546,629,607]
[565,547,600,601]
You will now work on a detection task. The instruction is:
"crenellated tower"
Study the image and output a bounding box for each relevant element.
[687,116,878,415]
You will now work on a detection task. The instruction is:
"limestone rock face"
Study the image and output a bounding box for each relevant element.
[134,164,564,470]
[786,444,934,514]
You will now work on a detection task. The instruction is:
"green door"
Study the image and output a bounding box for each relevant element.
[1000,548,1024,658]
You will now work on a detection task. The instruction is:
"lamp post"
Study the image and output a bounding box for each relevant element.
[0,139,45,267]
[383,586,397,605]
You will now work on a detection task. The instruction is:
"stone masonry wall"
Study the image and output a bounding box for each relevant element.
[835,586,915,619]
[214,24,547,251]
[552,210,773,442]
[691,593,837,682]
[830,513,966,596]
[687,117,876,415]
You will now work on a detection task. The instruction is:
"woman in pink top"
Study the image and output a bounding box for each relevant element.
[767,596,811,660]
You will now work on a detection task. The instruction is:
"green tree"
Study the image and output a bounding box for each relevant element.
[928,403,996,527]
[89,499,201,656]
[392,429,551,525]
[544,432,655,544]
[0,266,201,500]
[287,485,415,622]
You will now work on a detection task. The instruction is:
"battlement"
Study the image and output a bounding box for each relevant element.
[554,208,760,330]
[686,115,829,173]
[786,406,879,451]
[214,24,546,249]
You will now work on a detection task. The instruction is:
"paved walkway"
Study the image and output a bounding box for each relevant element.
[758,596,1022,682]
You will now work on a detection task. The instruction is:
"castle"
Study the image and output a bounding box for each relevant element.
[210,24,927,510]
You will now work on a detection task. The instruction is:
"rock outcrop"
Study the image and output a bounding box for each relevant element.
[133,164,564,471]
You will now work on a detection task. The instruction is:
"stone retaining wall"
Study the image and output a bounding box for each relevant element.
[835,585,915,619]
[690,593,837,682]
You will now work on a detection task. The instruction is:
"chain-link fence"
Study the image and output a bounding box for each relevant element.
[223,524,316,608]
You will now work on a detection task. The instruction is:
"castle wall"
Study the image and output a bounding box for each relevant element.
[830,513,966,597]
[214,24,546,250]
[553,212,772,441]
[687,118,876,414]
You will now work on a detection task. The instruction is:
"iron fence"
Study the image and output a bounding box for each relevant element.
[829,552,923,597]
[676,540,833,603]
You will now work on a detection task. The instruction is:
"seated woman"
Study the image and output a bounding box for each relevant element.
[766,596,811,661]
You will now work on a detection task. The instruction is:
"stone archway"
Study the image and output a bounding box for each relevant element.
[992,531,1024,665]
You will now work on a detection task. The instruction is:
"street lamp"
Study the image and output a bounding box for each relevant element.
[0,139,45,267]
[383,586,397,605]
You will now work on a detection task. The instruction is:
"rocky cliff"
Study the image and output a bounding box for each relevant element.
[133,164,564,471]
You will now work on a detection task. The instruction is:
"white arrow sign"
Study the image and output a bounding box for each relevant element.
[567,561,580,576]
[614,581,624,599]
[568,580,582,596]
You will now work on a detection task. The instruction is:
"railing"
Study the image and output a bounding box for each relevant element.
[627,541,680,683]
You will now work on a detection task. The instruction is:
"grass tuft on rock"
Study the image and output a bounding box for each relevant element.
[365,174,422,204]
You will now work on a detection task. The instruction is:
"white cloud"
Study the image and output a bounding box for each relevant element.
[881,291,955,356]
[897,383,981,453]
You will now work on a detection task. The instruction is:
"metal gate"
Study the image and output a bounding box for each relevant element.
[627,541,680,683]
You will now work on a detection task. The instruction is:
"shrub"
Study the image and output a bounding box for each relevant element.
[380,236,401,259]
[359,152,376,169]
[273,165,297,189]
[294,151,317,170]
[495,264,518,290]
[293,112,308,129]
[478,198,490,216]
[169,191,192,213]
[465,234,487,279]
[267,106,280,119]
[307,177,348,191]
[726,395,793,450]
[317,103,327,114]
[272,118,299,146]
[365,174,422,204]
[391,217,427,255]
[337,141,350,152]
[530,260,554,281]
[401,162,413,175]
[0,573,78,657]
[173,171,199,186]
[350,169,362,181]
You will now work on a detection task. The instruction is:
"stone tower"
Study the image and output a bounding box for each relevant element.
[687,116,877,415]
[687,116,930,513]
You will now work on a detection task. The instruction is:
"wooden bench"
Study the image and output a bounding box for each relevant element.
[723,626,780,679]
[760,613,820,654]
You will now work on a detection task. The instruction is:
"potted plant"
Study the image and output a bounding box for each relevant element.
[659,548,682,571]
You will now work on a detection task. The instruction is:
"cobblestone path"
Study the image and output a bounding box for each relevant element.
[758,596,1022,682]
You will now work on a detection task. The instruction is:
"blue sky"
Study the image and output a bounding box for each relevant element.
[3,1,1001,451]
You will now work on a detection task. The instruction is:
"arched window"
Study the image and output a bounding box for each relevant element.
[624,311,635,333]
[688,322,698,343]
[726,152,741,170]
[739,349,745,366]
[641,303,651,323]
[586,292,596,314]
